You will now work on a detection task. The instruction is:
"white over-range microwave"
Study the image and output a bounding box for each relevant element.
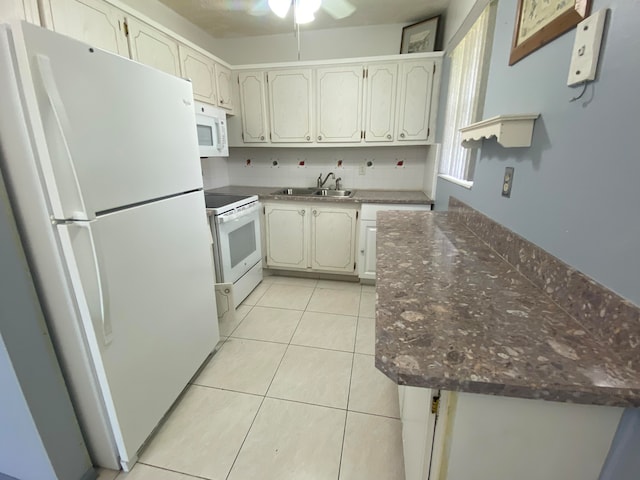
[195,101,228,157]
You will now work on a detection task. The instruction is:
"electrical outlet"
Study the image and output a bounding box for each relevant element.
[502,167,514,197]
[567,9,607,86]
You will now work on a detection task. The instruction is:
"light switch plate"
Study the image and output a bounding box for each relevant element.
[567,9,607,86]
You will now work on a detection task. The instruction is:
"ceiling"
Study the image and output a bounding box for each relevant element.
[157,0,449,39]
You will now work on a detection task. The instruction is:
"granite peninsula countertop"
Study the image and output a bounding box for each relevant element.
[375,211,640,407]
[204,185,433,205]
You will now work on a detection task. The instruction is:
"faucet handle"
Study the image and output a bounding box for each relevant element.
[335,177,342,190]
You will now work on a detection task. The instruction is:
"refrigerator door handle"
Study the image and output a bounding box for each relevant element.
[35,53,89,221]
[76,222,113,345]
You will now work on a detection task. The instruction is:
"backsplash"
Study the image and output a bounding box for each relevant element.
[225,146,435,192]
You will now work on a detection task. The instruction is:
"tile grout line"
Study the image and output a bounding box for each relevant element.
[133,462,211,480]
[224,292,307,480]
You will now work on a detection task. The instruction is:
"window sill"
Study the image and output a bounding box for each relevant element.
[438,174,473,189]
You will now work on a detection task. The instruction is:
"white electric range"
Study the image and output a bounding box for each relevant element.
[205,193,263,308]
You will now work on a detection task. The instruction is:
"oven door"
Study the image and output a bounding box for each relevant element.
[214,203,262,284]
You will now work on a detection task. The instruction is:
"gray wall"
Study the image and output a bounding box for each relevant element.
[435,0,640,307]
[0,169,92,479]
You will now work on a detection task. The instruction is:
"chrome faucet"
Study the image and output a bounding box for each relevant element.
[317,172,335,188]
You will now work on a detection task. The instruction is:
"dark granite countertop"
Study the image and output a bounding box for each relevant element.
[204,185,433,205]
[375,211,640,407]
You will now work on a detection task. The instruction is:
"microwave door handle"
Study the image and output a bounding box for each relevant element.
[220,120,227,151]
[214,118,222,152]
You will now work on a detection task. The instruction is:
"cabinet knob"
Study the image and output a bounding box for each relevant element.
[360,249,365,255]
[387,134,392,140]
[312,209,318,216]
[400,133,406,138]
[306,136,311,141]
[317,135,322,141]
[219,99,224,104]
[260,135,265,141]
[299,209,305,216]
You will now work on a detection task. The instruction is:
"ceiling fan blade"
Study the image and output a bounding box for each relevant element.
[248,0,270,16]
[321,0,356,19]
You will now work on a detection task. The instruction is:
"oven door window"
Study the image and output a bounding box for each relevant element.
[215,209,262,284]
[229,222,257,268]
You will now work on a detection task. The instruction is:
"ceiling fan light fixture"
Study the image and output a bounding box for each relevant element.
[268,0,291,18]
[294,0,317,24]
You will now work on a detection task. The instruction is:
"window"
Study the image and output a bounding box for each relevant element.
[438,4,495,188]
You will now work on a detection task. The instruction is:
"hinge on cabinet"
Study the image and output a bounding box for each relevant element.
[356,211,359,219]
[354,262,357,271]
[123,21,129,36]
[433,63,436,74]
[241,132,244,142]
[427,127,430,138]
[263,206,266,214]
[361,131,364,139]
[431,394,441,414]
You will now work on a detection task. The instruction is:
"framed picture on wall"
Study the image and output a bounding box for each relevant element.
[400,15,441,54]
[509,0,591,65]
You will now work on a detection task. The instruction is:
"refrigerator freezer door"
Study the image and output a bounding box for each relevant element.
[11,21,202,219]
[57,191,219,469]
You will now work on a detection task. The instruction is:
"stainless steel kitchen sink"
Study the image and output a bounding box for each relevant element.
[273,187,353,198]
[315,189,353,198]
[274,187,318,196]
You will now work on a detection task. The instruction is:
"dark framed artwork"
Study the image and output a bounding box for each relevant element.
[400,15,441,54]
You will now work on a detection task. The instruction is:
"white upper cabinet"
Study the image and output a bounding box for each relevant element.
[41,0,129,56]
[126,17,180,77]
[316,65,363,143]
[238,71,269,143]
[396,59,436,142]
[178,44,216,105]
[214,63,234,112]
[267,69,313,143]
[364,63,397,143]
[0,0,39,24]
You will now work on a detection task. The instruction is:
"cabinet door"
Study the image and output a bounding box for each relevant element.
[264,204,309,269]
[364,63,397,143]
[126,17,180,77]
[238,71,269,143]
[41,0,128,56]
[215,62,234,112]
[399,386,438,480]
[316,65,363,143]
[0,0,39,24]
[267,69,313,143]
[358,220,376,280]
[178,44,216,104]
[396,60,435,142]
[311,207,357,273]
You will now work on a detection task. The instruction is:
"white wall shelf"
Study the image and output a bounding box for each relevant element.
[460,114,539,148]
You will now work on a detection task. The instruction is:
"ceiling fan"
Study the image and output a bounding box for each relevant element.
[247,0,357,24]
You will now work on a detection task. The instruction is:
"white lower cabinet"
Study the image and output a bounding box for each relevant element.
[358,203,432,281]
[264,202,358,274]
[264,203,309,269]
[402,387,623,480]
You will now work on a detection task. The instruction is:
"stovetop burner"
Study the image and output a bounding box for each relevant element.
[204,192,258,215]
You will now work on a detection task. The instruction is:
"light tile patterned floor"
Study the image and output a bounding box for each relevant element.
[105,276,404,480]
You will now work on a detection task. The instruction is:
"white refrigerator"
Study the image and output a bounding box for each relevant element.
[0,21,219,472]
